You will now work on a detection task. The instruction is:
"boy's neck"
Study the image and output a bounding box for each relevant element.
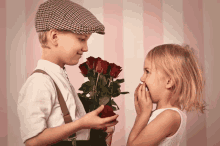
[41,55,65,70]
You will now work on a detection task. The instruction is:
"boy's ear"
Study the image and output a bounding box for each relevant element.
[48,29,59,46]
[166,78,175,90]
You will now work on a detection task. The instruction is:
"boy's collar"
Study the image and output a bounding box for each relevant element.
[37,59,65,73]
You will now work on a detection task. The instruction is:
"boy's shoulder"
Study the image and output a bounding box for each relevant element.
[20,72,55,93]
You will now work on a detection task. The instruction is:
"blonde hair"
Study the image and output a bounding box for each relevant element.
[38,29,70,48]
[146,44,206,114]
[38,31,49,48]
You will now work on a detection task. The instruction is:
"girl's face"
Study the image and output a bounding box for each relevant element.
[140,58,168,103]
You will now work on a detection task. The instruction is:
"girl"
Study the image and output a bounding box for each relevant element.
[127,44,206,146]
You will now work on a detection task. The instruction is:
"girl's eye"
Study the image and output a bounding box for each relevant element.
[145,69,150,74]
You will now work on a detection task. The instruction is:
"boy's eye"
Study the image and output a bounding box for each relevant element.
[79,38,85,42]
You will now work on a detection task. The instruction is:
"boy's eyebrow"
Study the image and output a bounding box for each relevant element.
[78,34,90,38]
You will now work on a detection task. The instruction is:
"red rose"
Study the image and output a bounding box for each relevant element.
[79,62,88,76]
[95,58,109,74]
[109,63,122,78]
[86,56,96,69]
[99,105,116,123]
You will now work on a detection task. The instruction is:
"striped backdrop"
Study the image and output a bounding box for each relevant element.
[1,0,220,146]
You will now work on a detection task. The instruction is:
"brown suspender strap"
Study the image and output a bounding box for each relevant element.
[31,69,76,137]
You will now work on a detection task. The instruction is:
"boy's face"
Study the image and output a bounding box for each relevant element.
[55,31,92,67]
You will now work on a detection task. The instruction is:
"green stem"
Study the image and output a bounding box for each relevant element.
[108,77,112,87]
[94,73,100,108]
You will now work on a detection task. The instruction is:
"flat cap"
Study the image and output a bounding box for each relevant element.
[35,0,105,34]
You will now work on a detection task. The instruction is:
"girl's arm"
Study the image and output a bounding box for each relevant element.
[127,109,181,146]
[25,105,119,146]
[127,84,181,146]
[127,111,151,145]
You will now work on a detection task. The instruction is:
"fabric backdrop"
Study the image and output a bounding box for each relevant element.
[0,0,220,146]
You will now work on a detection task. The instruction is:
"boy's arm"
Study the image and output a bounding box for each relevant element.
[25,119,82,146]
[127,110,181,146]
[25,105,119,146]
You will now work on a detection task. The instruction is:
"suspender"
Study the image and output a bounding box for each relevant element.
[31,69,76,138]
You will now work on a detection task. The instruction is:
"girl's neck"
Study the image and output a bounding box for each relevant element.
[155,101,181,110]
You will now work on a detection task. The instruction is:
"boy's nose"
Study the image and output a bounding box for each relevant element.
[82,45,88,52]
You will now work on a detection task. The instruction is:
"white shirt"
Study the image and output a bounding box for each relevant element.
[17,59,90,143]
[147,108,187,146]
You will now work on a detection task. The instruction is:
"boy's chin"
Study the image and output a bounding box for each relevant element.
[66,60,79,66]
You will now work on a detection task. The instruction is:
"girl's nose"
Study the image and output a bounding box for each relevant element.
[140,74,145,82]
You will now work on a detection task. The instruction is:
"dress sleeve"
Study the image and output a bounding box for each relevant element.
[17,73,56,143]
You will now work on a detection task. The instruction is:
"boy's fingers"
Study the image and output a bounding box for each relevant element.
[95,105,104,114]
[102,114,119,123]
[104,121,118,127]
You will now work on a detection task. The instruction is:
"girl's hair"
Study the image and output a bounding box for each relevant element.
[146,44,206,114]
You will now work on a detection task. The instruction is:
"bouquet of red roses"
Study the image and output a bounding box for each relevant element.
[78,56,129,146]
[78,56,129,113]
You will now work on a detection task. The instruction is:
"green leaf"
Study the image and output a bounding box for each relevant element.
[111,99,119,111]
[120,92,129,94]
[112,88,121,97]
[112,106,117,111]
[97,74,107,87]
[78,81,92,93]
[99,86,111,97]
[99,96,110,105]
[115,79,124,84]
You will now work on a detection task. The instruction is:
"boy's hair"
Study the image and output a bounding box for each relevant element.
[38,29,68,48]
[146,44,206,114]
[38,31,48,48]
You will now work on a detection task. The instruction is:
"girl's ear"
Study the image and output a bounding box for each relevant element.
[166,78,175,90]
[48,29,59,46]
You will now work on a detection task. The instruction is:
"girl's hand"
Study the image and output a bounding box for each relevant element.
[79,105,119,129]
[135,83,153,115]
[134,83,142,115]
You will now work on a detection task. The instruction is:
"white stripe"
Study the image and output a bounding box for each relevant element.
[162,0,184,44]
[123,0,145,141]
[6,0,26,146]
[82,0,104,61]
[81,0,104,83]
[162,1,186,145]
[203,0,220,146]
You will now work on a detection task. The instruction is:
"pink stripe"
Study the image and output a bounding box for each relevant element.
[183,0,207,145]
[25,0,44,77]
[103,0,125,145]
[143,0,163,57]
[143,0,163,111]
[0,0,7,145]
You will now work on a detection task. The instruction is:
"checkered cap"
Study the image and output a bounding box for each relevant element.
[35,0,105,35]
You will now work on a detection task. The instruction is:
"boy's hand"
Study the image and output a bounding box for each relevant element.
[79,105,119,129]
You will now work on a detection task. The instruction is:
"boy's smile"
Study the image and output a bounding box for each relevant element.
[41,29,92,69]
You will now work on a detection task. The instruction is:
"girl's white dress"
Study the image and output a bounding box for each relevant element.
[147,108,187,146]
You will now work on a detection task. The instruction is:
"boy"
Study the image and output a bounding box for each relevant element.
[17,0,118,146]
